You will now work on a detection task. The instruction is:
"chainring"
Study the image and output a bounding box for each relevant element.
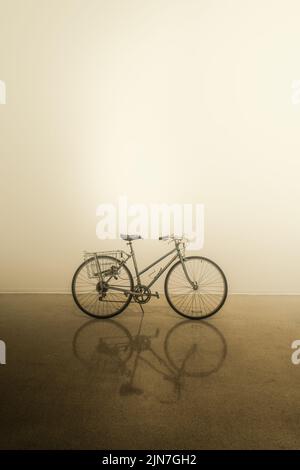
[133,285,151,304]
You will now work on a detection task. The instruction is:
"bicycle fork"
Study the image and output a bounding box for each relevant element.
[177,244,198,290]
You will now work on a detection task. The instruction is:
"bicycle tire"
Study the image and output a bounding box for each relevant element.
[72,255,134,319]
[164,256,228,319]
[72,319,133,367]
[164,320,227,377]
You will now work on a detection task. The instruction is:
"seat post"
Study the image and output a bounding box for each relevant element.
[128,240,141,285]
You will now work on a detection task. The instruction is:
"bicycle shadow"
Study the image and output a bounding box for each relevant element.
[72,315,227,403]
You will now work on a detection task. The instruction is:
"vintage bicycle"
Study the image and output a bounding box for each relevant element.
[72,318,227,402]
[71,234,228,320]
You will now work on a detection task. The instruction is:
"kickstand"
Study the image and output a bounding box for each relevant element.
[138,303,144,314]
[133,297,144,315]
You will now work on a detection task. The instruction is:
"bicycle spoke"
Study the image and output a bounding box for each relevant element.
[166,257,227,318]
[72,256,133,318]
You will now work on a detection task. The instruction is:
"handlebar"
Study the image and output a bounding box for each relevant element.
[158,235,190,244]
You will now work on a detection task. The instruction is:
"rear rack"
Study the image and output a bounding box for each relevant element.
[84,250,126,261]
[83,250,127,279]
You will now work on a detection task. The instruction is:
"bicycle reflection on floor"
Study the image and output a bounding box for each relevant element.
[72,315,227,403]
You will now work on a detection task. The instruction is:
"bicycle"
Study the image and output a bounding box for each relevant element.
[72,317,227,402]
[71,234,228,320]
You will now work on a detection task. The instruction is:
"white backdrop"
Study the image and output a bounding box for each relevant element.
[1,0,300,293]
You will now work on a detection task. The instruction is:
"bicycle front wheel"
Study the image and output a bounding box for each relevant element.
[164,320,227,376]
[164,256,227,319]
[72,255,133,319]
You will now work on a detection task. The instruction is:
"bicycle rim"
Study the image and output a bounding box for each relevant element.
[72,256,133,319]
[165,256,228,319]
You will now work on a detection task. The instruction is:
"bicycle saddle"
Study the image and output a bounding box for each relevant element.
[120,234,142,241]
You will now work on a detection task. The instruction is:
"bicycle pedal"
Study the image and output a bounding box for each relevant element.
[155,292,160,299]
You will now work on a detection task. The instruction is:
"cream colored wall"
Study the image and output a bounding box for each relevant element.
[1,0,300,293]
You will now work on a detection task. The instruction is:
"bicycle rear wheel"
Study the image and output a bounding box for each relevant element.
[164,256,227,319]
[72,255,133,319]
[72,319,133,370]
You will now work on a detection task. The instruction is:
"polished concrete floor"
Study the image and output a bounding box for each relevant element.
[0,294,300,449]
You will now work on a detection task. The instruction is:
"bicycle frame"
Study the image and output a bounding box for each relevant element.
[106,239,195,296]
[132,246,178,288]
